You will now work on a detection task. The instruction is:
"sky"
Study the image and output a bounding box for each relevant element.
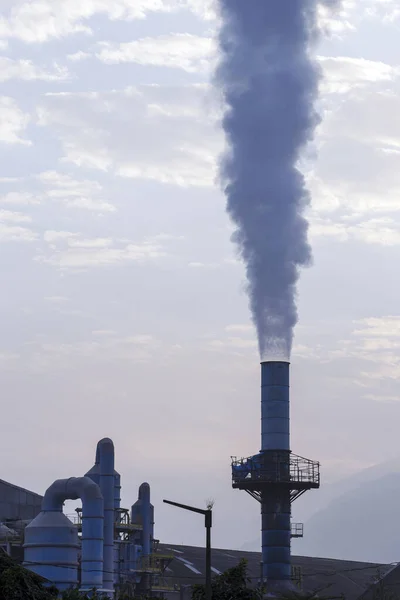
[1,0,400,555]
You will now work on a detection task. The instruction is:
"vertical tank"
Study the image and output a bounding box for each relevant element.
[131,483,152,556]
[86,438,118,593]
[99,439,115,595]
[24,512,79,590]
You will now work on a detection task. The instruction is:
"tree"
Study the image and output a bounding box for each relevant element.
[0,549,58,600]
[192,559,263,600]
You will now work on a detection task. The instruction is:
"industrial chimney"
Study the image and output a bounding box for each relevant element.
[231,361,320,591]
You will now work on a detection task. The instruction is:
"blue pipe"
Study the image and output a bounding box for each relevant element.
[98,438,115,596]
[25,477,104,591]
[260,361,291,585]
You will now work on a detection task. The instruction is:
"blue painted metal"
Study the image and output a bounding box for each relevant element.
[260,361,291,585]
[23,511,79,589]
[261,361,290,452]
[114,470,121,512]
[98,438,115,596]
[24,477,104,592]
[131,483,152,557]
[139,483,151,557]
[86,438,120,590]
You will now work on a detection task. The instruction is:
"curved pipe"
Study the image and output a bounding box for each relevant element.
[42,477,104,590]
[98,438,115,595]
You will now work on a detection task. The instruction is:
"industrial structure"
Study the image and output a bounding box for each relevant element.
[0,430,395,600]
[0,438,174,596]
[231,361,320,591]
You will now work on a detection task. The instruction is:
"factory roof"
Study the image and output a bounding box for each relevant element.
[158,544,391,600]
[357,562,400,600]
[0,479,42,498]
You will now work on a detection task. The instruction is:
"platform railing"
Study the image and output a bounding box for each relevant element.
[231,453,320,487]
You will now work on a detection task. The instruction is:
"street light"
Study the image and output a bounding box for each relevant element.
[163,499,212,600]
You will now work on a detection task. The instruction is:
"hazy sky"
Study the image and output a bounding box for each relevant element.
[1,0,400,554]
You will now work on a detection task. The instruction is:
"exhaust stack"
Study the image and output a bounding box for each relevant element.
[231,361,320,591]
[261,361,290,452]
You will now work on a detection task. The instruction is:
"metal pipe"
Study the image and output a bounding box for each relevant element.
[205,510,212,600]
[42,477,104,590]
[98,438,115,596]
[163,500,212,600]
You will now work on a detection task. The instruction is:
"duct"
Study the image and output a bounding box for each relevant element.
[98,438,115,595]
[26,477,104,591]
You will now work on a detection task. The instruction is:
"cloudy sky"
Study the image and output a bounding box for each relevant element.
[1,0,400,554]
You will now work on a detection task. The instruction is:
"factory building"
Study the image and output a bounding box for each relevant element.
[0,478,42,522]
[0,364,389,598]
[1,438,174,596]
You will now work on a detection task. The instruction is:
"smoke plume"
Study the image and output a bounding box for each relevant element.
[216,1,334,359]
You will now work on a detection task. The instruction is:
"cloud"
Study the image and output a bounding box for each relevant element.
[38,171,115,212]
[0,96,31,145]
[39,230,167,269]
[24,332,162,372]
[310,217,400,246]
[44,296,69,303]
[320,56,398,94]
[0,209,31,223]
[318,0,400,37]
[0,224,36,243]
[0,0,212,44]
[305,57,400,244]
[0,57,69,82]
[301,316,400,386]
[67,51,91,62]
[225,324,253,334]
[0,192,40,206]
[96,34,215,73]
[37,85,220,187]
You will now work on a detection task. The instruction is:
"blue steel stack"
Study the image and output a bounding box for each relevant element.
[231,361,320,591]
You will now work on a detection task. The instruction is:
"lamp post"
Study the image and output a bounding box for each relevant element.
[163,499,212,600]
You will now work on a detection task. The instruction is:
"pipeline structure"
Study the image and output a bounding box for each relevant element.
[22,438,174,596]
[231,361,320,591]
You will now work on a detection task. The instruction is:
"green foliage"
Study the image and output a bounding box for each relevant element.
[0,549,57,600]
[192,559,263,600]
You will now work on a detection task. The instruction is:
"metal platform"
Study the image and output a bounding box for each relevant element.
[231,452,319,489]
